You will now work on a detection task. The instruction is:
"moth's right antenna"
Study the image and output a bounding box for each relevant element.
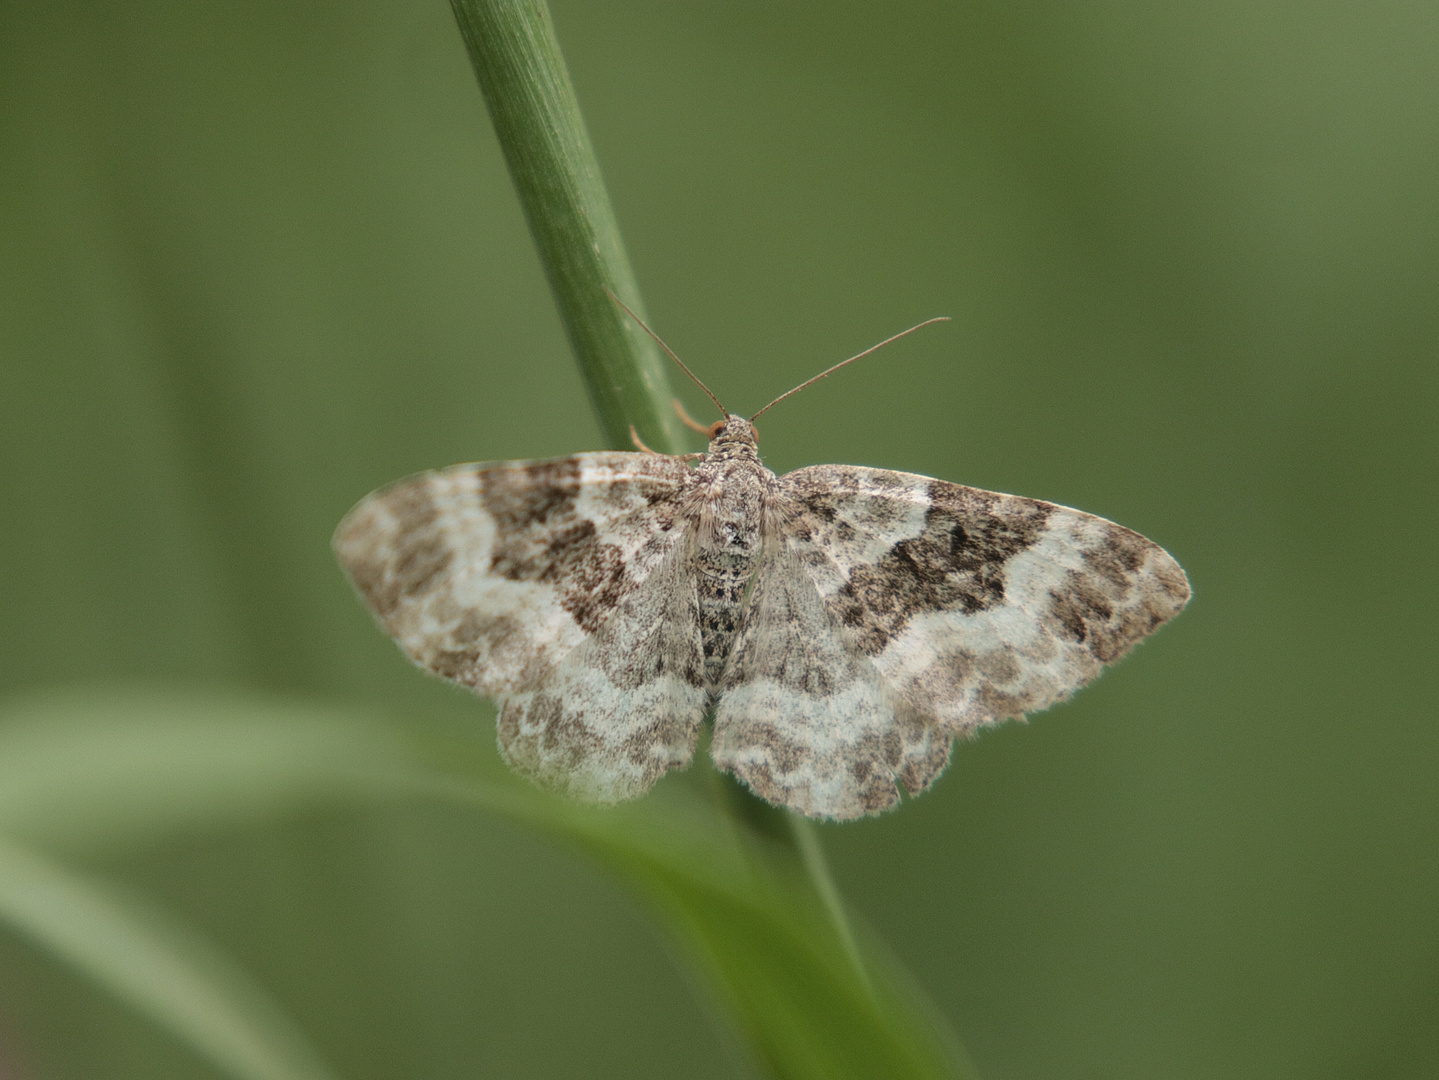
[605,288,728,419]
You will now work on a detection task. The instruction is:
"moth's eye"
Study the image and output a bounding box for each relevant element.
[708,420,726,439]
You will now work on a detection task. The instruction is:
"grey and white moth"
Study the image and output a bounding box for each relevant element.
[335,321,1189,820]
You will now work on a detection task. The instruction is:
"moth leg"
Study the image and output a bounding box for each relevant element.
[629,424,662,454]
[673,398,722,436]
[629,423,703,462]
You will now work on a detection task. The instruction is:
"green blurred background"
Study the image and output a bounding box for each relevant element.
[2,0,1436,1077]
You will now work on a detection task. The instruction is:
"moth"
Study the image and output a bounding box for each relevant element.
[335,309,1190,820]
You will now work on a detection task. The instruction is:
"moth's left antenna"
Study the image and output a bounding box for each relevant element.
[605,288,728,419]
[749,316,951,422]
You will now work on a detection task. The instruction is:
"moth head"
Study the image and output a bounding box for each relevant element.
[711,414,758,446]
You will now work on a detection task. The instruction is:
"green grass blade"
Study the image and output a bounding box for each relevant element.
[411,745,976,1080]
[448,0,686,453]
[404,2,975,1071]
[0,685,976,1080]
[0,835,340,1080]
[0,686,410,852]
[400,4,978,1069]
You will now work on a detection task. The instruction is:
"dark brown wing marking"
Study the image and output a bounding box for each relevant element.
[334,452,695,696]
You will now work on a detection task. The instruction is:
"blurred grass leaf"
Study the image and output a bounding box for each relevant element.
[0,687,410,853]
[0,684,972,1079]
[0,832,340,1080]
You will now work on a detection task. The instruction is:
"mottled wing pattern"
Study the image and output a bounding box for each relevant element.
[711,538,910,819]
[754,464,1190,817]
[497,532,707,801]
[334,452,708,801]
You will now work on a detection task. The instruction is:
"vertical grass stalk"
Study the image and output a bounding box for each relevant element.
[448,0,685,454]
[445,3,973,1076]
